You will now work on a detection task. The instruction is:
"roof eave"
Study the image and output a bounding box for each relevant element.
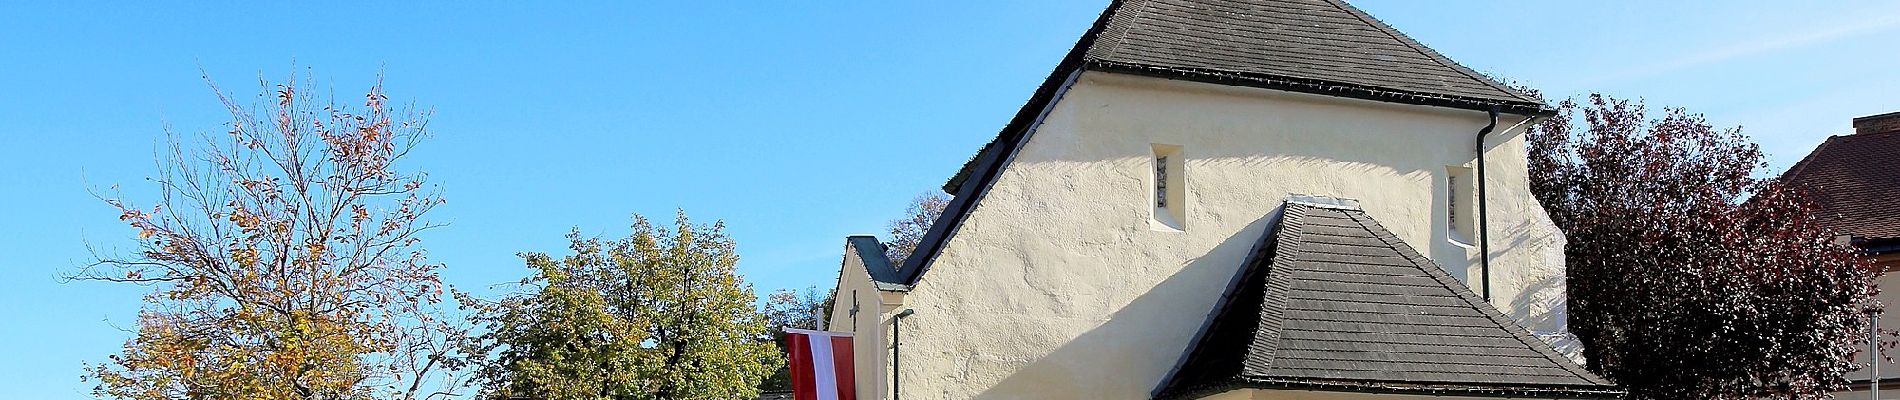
[1084,61,1555,118]
[943,60,1556,195]
[1155,377,1625,400]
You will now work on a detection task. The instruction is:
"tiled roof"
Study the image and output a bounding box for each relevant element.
[1156,200,1619,399]
[910,0,1552,288]
[943,0,1546,196]
[1781,130,1900,240]
[1085,0,1540,106]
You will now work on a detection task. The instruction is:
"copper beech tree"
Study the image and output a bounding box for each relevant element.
[76,73,465,399]
[1529,94,1878,399]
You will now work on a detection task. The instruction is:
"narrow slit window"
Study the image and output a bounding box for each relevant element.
[1447,166,1475,244]
[1448,173,1459,227]
[1155,155,1169,208]
[1152,144,1185,230]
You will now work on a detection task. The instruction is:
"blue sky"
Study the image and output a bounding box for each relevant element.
[2,1,1896,397]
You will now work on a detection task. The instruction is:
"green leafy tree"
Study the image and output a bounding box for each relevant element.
[468,212,780,400]
[1529,94,1878,399]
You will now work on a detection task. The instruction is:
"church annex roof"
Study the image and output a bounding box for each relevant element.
[1155,200,1618,399]
[843,235,910,292]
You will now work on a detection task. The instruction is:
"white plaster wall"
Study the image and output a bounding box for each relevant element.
[888,71,1571,399]
[827,241,892,399]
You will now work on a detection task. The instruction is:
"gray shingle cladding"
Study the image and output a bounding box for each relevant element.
[1157,200,1620,399]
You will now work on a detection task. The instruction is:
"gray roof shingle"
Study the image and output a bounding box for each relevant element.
[1084,0,1539,106]
[910,0,1554,302]
[1157,199,1620,399]
[940,0,1550,196]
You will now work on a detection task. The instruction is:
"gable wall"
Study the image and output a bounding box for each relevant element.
[889,71,1571,399]
[826,240,895,399]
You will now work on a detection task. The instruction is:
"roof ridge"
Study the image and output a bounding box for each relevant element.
[1779,134,1842,183]
[1318,0,1536,103]
[1084,0,1157,61]
[1249,202,1306,374]
[1342,208,1613,386]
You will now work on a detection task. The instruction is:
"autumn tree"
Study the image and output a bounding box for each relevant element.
[1528,94,1877,399]
[883,192,948,265]
[467,213,779,400]
[74,73,466,399]
[756,287,831,391]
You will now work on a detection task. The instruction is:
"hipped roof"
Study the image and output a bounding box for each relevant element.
[1780,130,1900,240]
[1156,200,1619,399]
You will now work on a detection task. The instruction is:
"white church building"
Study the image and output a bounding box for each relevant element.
[822,0,1621,398]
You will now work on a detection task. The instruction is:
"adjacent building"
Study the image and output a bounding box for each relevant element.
[822,0,1619,398]
[1783,111,1900,397]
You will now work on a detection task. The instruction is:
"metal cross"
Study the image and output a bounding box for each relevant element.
[849,291,861,329]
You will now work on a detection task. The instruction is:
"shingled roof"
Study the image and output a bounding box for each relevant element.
[1086,0,1541,107]
[941,0,1549,195]
[900,0,1552,292]
[1156,199,1618,399]
[1781,129,1900,240]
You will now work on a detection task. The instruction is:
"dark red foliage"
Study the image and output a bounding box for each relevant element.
[1529,94,1877,399]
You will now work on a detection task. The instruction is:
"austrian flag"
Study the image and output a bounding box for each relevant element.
[784,328,856,400]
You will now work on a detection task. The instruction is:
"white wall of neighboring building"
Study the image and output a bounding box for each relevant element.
[846,71,1570,399]
[826,239,901,400]
[1835,270,1900,399]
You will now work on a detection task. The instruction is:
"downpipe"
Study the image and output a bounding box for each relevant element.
[1474,107,1536,301]
[892,308,915,400]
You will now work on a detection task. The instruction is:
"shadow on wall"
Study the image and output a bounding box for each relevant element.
[1496,211,1581,362]
[973,211,1281,400]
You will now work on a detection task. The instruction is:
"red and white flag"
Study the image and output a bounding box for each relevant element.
[784,328,856,400]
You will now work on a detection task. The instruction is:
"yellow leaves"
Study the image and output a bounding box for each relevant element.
[231,246,258,267]
[89,72,453,400]
[119,206,161,239]
[304,239,326,258]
